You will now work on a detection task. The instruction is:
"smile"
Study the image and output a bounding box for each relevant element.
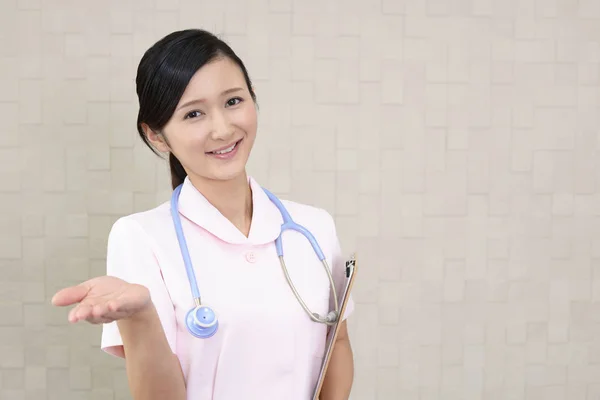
[207,139,242,159]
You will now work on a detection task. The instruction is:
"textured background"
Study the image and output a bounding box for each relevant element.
[1,0,600,399]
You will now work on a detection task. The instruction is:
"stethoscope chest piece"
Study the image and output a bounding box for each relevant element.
[186,305,219,339]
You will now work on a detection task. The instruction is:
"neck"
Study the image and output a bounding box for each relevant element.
[188,172,253,237]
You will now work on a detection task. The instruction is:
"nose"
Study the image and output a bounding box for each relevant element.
[209,109,234,141]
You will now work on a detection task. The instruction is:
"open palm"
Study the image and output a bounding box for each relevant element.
[52,276,151,324]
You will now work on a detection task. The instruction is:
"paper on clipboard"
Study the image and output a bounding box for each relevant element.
[312,253,358,400]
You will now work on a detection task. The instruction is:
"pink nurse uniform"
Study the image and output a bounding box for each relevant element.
[100,176,354,400]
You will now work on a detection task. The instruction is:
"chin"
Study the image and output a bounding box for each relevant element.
[213,171,245,182]
[207,163,248,182]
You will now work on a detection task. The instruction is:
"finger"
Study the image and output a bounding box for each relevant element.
[87,313,115,324]
[87,317,114,325]
[89,303,113,322]
[52,282,91,307]
[67,303,110,325]
[98,300,128,322]
[70,304,93,323]
[106,300,119,313]
[68,305,81,323]
[88,303,123,325]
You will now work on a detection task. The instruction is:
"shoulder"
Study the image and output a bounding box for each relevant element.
[280,198,334,222]
[278,198,338,239]
[107,201,172,245]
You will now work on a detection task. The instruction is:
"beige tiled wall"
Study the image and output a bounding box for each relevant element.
[1,0,599,399]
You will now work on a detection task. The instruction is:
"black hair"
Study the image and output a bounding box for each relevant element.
[135,29,256,189]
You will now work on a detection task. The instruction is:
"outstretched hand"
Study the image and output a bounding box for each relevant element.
[52,276,151,324]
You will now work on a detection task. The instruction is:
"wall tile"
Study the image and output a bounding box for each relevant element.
[1,1,599,398]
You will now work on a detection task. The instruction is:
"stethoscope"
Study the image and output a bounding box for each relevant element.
[170,183,340,339]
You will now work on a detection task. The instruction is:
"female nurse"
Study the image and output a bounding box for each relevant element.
[51,29,354,400]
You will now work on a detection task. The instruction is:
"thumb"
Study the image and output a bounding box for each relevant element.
[51,282,91,307]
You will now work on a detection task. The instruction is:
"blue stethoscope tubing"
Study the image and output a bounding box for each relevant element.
[170,183,340,339]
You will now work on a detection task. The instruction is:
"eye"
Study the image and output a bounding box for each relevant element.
[184,110,203,119]
[226,97,243,107]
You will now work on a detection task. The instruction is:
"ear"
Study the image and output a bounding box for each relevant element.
[142,123,170,153]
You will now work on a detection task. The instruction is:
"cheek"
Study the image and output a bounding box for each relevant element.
[170,126,209,156]
[235,106,258,134]
[186,136,210,157]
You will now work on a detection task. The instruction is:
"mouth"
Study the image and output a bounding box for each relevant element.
[206,138,242,158]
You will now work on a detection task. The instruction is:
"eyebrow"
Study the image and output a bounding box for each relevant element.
[176,87,245,111]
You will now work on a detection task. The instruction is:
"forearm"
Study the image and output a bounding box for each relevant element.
[319,338,354,400]
[117,304,186,400]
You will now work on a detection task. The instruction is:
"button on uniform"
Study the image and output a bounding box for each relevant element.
[245,251,256,263]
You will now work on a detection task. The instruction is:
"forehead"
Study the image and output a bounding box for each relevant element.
[180,57,246,101]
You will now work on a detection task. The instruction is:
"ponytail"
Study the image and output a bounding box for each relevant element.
[169,153,187,189]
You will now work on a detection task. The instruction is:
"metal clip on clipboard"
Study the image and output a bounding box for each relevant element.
[345,254,355,278]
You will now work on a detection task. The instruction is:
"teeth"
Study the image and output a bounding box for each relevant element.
[213,143,236,154]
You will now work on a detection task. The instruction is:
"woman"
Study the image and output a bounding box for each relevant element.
[51,29,354,400]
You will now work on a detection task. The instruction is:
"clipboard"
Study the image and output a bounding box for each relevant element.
[312,253,358,400]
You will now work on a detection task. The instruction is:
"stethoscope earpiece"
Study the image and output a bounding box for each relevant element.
[186,305,219,339]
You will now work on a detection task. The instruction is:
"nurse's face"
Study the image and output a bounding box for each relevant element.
[153,57,257,182]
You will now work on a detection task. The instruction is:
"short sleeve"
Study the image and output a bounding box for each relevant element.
[323,210,355,322]
[100,217,178,358]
